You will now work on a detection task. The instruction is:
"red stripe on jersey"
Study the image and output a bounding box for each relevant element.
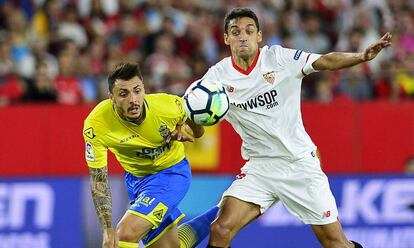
[231,48,261,75]
[301,53,312,77]
[301,68,306,77]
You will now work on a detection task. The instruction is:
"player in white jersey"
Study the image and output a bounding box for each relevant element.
[204,8,392,248]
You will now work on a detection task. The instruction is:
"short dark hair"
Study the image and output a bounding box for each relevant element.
[108,62,143,93]
[224,7,260,34]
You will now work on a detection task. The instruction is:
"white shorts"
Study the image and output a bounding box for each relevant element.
[222,152,338,225]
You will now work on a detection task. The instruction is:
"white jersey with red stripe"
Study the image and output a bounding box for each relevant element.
[202,45,321,161]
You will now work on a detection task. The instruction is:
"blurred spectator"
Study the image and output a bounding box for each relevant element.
[193,8,220,65]
[374,60,409,101]
[0,0,411,104]
[262,19,282,46]
[336,0,381,51]
[188,54,209,84]
[78,54,100,103]
[30,37,59,78]
[7,7,36,78]
[336,64,372,101]
[144,15,175,56]
[78,0,119,19]
[395,53,414,98]
[0,35,13,76]
[88,36,108,76]
[176,18,202,61]
[57,4,88,48]
[336,1,385,74]
[0,73,26,106]
[395,10,414,58]
[30,1,50,40]
[314,73,334,103]
[145,32,190,94]
[24,61,56,102]
[54,51,83,105]
[0,35,26,105]
[107,11,144,58]
[292,12,331,53]
[348,27,365,52]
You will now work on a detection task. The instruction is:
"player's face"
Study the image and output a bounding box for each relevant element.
[224,17,262,60]
[110,76,145,122]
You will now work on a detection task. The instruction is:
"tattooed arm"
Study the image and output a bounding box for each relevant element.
[89,166,117,248]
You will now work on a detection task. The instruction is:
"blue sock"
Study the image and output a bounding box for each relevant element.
[178,206,219,248]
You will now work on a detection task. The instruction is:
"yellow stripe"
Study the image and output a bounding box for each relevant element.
[145,213,185,247]
[178,224,197,248]
[118,240,139,248]
[127,210,158,229]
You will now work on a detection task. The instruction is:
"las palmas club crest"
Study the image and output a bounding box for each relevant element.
[262,71,276,84]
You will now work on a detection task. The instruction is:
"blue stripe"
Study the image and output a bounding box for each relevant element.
[294,50,302,60]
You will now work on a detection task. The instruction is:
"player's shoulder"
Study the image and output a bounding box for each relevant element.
[85,99,112,120]
[268,44,305,59]
[207,56,232,77]
[84,99,112,126]
[146,93,184,114]
[266,44,287,55]
[266,44,309,67]
[145,93,182,105]
[214,56,231,67]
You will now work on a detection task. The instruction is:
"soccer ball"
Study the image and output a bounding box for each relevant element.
[183,79,229,126]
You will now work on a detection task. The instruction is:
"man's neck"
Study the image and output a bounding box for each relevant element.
[233,57,254,71]
[231,48,260,72]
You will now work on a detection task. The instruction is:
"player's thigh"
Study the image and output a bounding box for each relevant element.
[311,220,350,246]
[215,196,261,232]
[146,224,180,248]
[125,159,191,229]
[277,155,339,225]
[117,211,154,242]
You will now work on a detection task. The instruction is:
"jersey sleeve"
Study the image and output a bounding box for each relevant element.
[83,118,108,168]
[270,45,321,78]
[201,67,220,81]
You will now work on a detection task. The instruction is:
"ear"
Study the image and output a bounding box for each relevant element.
[224,33,230,45]
[109,92,113,101]
[257,30,263,43]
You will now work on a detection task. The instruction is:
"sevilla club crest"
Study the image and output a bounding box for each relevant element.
[262,71,276,84]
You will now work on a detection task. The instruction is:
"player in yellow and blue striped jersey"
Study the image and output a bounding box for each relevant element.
[83,62,218,248]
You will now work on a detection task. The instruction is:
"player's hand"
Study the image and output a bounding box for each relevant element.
[162,124,195,144]
[363,32,392,61]
[102,228,118,248]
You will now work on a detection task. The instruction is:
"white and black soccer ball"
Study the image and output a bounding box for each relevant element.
[183,79,229,126]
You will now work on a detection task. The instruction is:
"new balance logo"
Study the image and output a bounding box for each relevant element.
[227,86,235,93]
[323,210,331,218]
[236,172,246,179]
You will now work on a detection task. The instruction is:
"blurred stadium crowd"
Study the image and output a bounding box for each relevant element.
[0,0,413,106]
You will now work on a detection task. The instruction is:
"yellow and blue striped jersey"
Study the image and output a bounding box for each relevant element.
[83,93,187,177]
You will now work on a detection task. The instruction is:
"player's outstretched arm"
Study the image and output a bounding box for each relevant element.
[313,32,392,71]
[162,120,205,144]
[89,166,118,248]
[184,118,205,139]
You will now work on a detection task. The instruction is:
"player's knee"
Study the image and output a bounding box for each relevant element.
[117,222,139,242]
[210,220,233,241]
